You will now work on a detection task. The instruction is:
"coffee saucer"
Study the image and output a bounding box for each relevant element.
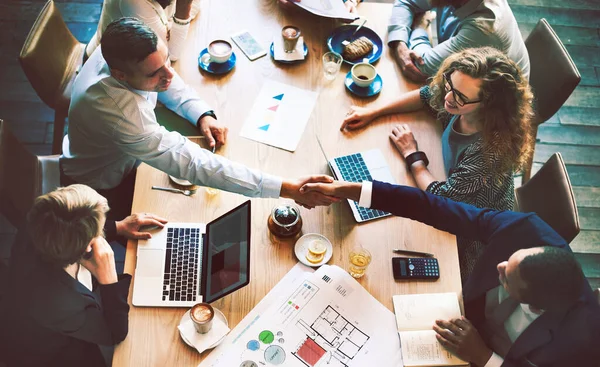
[344,71,383,97]
[198,49,236,75]
[179,307,229,350]
[294,233,333,268]
[269,42,308,64]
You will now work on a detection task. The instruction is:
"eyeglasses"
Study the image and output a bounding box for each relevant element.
[443,72,482,107]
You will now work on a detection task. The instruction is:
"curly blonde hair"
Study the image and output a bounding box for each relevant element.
[428,47,534,175]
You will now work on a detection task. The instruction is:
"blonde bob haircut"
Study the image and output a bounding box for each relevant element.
[27,184,109,268]
[428,47,535,175]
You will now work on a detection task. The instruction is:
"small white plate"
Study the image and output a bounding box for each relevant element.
[179,307,229,350]
[169,175,193,187]
[294,233,333,268]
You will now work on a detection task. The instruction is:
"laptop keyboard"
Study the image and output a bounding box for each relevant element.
[162,227,201,302]
[334,153,389,221]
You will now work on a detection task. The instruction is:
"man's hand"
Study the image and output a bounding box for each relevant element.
[115,213,168,240]
[391,41,426,82]
[340,105,377,131]
[300,181,362,202]
[281,175,340,209]
[389,124,419,158]
[433,317,494,366]
[80,237,118,285]
[198,115,228,150]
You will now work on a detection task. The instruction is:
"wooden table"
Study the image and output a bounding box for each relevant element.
[113,1,462,366]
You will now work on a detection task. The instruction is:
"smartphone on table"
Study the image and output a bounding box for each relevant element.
[231,30,267,61]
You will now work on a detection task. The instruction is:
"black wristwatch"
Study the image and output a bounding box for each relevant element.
[405,151,429,168]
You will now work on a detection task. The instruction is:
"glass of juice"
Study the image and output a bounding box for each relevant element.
[348,247,372,278]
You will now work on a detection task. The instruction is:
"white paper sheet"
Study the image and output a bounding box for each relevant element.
[200,264,403,367]
[239,80,318,152]
[294,0,358,21]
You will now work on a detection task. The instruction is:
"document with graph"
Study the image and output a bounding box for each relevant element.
[239,80,318,152]
[200,264,402,367]
[393,293,468,366]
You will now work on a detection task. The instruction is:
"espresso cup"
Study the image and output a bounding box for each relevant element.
[351,61,377,88]
[190,302,215,334]
[205,39,233,64]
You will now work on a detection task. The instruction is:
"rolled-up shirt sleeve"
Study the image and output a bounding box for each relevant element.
[111,101,281,198]
[157,71,212,126]
[416,20,501,76]
[388,0,430,45]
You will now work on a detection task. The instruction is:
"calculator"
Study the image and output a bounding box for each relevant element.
[392,257,440,280]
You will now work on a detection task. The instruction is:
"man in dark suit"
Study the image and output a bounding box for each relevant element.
[300,180,600,367]
[0,184,166,367]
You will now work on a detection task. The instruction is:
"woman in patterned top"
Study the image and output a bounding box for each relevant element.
[340,47,534,281]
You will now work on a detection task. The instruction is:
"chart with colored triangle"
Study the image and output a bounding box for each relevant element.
[240,80,318,152]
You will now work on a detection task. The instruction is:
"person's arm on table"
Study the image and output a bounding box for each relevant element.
[300,180,528,243]
[341,89,422,131]
[157,71,227,149]
[412,22,500,77]
[388,0,430,81]
[168,0,195,61]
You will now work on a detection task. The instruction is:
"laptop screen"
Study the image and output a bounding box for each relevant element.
[201,200,251,304]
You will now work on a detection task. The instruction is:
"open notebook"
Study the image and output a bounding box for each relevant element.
[393,293,469,367]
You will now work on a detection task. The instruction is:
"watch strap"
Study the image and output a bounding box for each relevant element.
[405,151,429,168]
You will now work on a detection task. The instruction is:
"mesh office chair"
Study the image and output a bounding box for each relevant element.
[515,153,580,243]
[0,120,60,229]
[522,19,581,183]
[19,0,85,154]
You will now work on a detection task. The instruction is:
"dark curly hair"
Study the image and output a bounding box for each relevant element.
[428,47,535,175]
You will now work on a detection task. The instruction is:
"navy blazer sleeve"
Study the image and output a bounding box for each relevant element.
[371,181,540,243]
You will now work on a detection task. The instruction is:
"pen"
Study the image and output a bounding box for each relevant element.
[392,249,434,257]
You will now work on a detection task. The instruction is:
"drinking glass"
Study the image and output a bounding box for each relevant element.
[348,247,372,278]
[322,52,343,81]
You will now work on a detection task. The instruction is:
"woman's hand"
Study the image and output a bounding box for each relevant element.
[340,106,378,131]
[389,124,419,158]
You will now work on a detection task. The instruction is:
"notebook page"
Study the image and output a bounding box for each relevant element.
[393,292,461,331]
[399,330,468,366]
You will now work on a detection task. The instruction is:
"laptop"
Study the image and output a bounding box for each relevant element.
[317,137,396,223]
[132,200,251,307]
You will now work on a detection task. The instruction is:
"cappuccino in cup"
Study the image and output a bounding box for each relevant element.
[207,40,233,63]
[190,302,215,333]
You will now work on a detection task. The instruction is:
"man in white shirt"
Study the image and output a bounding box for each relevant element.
[299,180,600,367]
[61,18,337,220]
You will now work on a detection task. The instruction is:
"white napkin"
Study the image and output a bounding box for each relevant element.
[178,313,230,353]
[274,36,305,61]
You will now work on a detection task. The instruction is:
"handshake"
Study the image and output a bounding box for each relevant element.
[281,176,362,209]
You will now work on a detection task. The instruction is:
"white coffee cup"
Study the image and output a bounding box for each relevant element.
[351,61,377,87]
[204,39,233,64]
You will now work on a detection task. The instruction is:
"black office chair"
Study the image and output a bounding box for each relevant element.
[522,19,581,183]
[515,153,579,243]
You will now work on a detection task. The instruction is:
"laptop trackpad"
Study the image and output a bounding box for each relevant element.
[137,250,164,278]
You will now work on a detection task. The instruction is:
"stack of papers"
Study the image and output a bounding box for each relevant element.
[294,0,358,21]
